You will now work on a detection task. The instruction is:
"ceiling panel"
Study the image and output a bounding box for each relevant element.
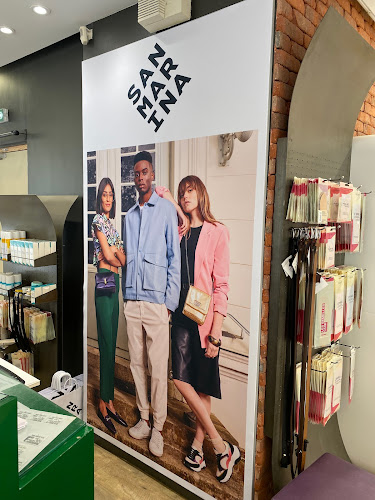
[0,0,137,67]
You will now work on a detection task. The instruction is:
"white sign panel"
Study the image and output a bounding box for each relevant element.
[82,2,274,499]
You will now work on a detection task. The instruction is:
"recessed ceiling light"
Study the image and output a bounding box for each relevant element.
[31,5,51,15]
[0,26,15,35]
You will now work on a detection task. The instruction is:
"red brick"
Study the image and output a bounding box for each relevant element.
[291,41,307,60]
[263,260,271,275]
[266,204,274,219]
[317,1,328,17]
[261,318,268,330]
[270,143,277,159]
[259,385,266,400]
[359,27,371,44]
[264,245,272,262]
[277,0,294,21]
[272,95,288,114]
[356,120,364,132]
[286,0,305,14]
[274,62,290,83]
[336,0,350,12]
[327,0,344,16]
[294,10,316,37]
[260,344,268,358]
[303,33,312,49]
[364,124,375,135]
[265,217,273,234]
[371,116,375,128]
[369,85,375,97]
[257,409,265,425]
[262,288,270,303]
[352,7,365,29]
[268,174,276,190]
[258,398,265,414]
[257,424,265,440]
[288,71,298,85]
[274,48,301,73]
[305,5,321,26]
[359,111,370,124]
[305,0,317,7]
[263,274,270,289]
[365,23,375,40]
[274,80,294,100]
[276,15,304,45]
[268,159,276,175]
[365,102,374,116]
[271,111,288,130]
[267,189,275,205]
[358,132,366,136]
[265,232,272,247]
[271,128,287,143]
[344,11,357,30]
[275,32,292,53]
[262,300,269,318]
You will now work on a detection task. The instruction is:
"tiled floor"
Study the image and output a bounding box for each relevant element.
[94,444,186,500]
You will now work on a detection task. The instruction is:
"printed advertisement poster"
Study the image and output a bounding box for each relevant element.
[82,2,274,499]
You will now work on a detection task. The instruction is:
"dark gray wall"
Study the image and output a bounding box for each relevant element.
[83,1,243,60]
[0,37,83,195]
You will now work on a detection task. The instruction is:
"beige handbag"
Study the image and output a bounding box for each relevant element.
[182,235,211,325]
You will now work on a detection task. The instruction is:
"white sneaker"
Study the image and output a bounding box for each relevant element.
[129,419,151,440]
[149,427,164,457]
[215,441,241,483]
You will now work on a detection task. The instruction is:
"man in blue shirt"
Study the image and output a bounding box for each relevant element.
[122,151,180,457]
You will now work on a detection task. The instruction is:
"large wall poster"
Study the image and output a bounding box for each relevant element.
[82,2,274,499]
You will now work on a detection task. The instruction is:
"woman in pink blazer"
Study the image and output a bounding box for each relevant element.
[171,175,241,484]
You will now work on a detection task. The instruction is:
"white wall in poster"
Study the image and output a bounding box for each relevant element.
[82,1,274,498]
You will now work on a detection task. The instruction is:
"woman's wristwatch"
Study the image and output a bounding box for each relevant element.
[208,335,221,347]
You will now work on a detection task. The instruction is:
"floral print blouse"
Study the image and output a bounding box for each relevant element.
[91,213,122,267]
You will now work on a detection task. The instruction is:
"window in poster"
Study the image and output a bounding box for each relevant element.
[82,2,274,499]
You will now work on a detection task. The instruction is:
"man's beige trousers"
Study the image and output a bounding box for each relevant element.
[124,300,169,431]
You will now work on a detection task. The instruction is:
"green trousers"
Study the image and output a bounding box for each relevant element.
[95,269,120,403]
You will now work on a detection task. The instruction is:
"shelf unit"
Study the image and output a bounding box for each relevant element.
[0,195,83,389]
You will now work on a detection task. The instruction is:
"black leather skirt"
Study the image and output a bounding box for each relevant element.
[171,285,221,399]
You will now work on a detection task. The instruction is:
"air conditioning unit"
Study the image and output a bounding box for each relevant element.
[138,0,191,33]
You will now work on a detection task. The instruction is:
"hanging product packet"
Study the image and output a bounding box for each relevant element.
[359,193,366,252]
[313,274,334,349]
[329,183,340,223]
[317,178,330,224]
[331,352,343,415]
[342,267,355,334]
[332,274,344,342]
[356,268,364,328]
[323,356,334,426]
[318,227,336,269]
[350,188,361,253]
[337,183,353,223]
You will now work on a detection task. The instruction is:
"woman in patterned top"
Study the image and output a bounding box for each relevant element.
[92,177,127,434]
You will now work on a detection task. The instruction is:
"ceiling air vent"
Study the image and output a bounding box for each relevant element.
[138,0,191,33]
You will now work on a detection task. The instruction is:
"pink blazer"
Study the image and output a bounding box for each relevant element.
[180,221,230,348]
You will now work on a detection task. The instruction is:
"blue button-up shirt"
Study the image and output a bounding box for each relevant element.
[122,190,181,311]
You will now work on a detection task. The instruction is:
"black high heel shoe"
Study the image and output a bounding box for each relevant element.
[106,407,128,427]
[97,409,116,434]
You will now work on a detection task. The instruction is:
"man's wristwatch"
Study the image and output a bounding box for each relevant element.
[208,335,221,347]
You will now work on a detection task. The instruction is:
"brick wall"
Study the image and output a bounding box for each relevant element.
[255,1,375,499]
